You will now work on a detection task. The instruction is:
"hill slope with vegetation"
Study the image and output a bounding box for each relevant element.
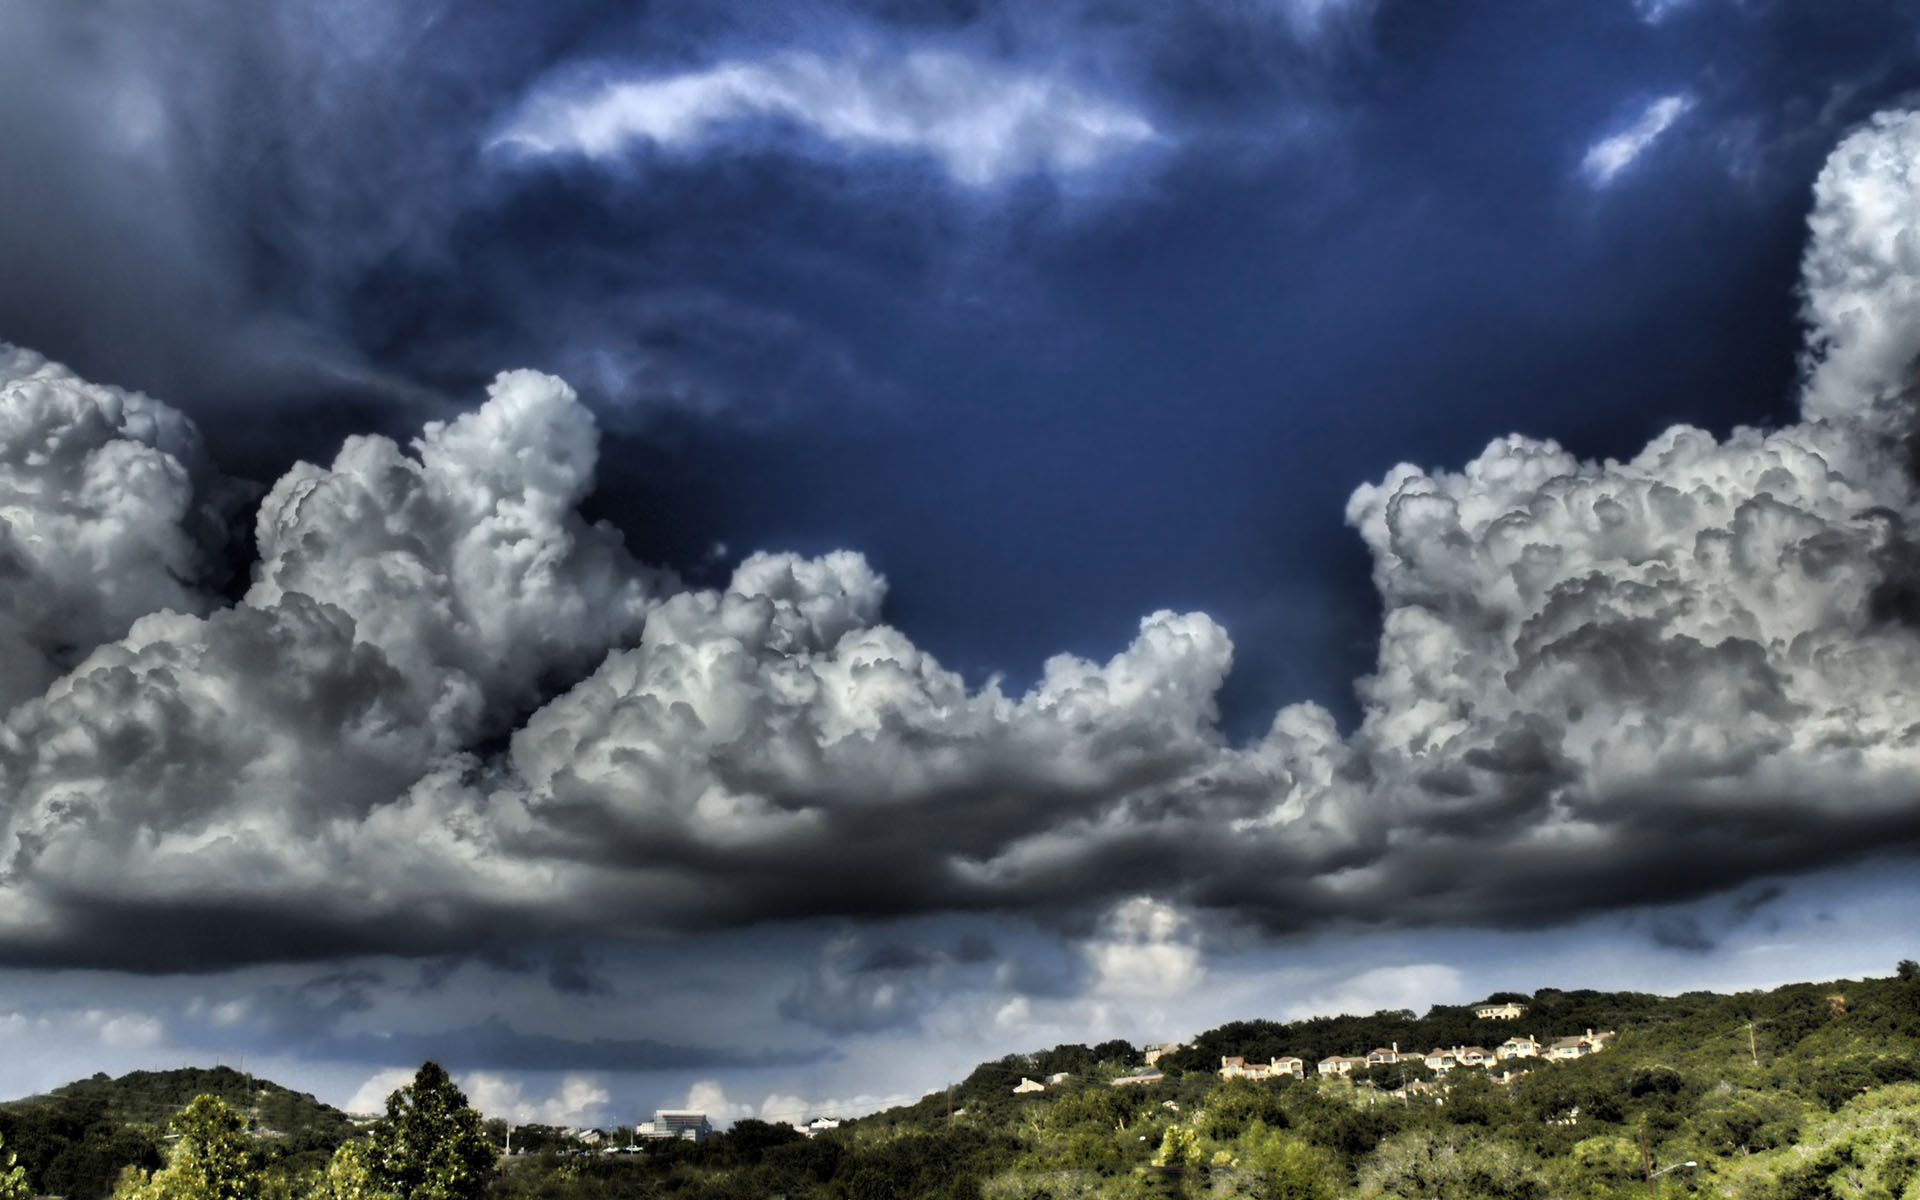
[507,961,1920,1200]
[5,965,1918,1199]
[0,1066,356,1200]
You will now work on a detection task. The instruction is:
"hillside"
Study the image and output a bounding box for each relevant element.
[0,1066,357,1200]
[5,967,1919,1200]
[496,962,1920,1200]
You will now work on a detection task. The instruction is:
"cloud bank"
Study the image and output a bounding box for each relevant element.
[5,110,1920,971]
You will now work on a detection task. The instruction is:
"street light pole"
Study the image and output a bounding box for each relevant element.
[1646,1159,1698,1192]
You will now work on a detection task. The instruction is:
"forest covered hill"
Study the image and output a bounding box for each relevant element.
[509,961,1920,1199]
[6,964,1920,1199]
[0,1065,356,1200]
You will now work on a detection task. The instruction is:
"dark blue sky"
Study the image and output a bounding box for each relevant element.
[6,1,1915,732]
[9,0,1920,1126]
[271,0,1915,731]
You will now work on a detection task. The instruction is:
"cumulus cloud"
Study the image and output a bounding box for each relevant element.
[461,1072,611,1127]
[0,346,236,712]
[1582,94,1694,186]
[8,109,1920,971]
[492,48,1160,188]
[1799,110,1920,428]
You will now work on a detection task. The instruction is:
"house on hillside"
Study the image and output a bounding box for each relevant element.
[1474,1002,1527,1020]
[1111,1067,1164,1088]
[1423,1048,1458,1072]
[1013,1077,1047,1094]
[1456,1046,1493,1067]
[1317,1055,1366,1077]
[1545,1029,1615,1061]
[1497,1035,1540,1060]
[1144,1041,1190,1066]
[1222,1056,1305,1081]
[1536,1021,1612,1059]
[1366,1045,1401,1066]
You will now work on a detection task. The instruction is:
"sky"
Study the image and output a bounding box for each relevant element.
[3,0,1920,1130]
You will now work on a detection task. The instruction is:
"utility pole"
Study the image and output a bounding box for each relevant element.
[1641,1130,1654,1196]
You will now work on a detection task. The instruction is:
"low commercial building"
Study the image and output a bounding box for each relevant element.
[638,1110,713,1143]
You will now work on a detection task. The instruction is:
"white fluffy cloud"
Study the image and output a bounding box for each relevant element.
[461,1071,611,1127]
[1582,94,1694,187]
[0,345,233,713]
[1799,110,1920,428]
[7,109,1920,970]
[492,48,1159,188]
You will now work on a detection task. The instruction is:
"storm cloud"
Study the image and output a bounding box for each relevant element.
[4,107,1920,971]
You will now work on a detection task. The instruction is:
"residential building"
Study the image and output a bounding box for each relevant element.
[1012,1077,1047,1095]
[1221,1056,1305,1081]
[1474,1002,1528,1020]
[1111,1068,1164,1088]
[1144,1041,1189,1066]
[1546,1029,1615,1061]
[1366,1044,1401,1066]
[1317,1055,1366,1077]
[1457,1046,1493,1067]
[1423,1048,1458,1072]
[1496,1035,1540,1060]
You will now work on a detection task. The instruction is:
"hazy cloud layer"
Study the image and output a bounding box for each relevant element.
[5,110,1920,969]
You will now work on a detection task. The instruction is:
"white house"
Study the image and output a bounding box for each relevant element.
[1317,1056,1366,1077]
[1496,1035,1540,1060]
[1013,1077,1047,1095]
[1473,1002,1527,1020]
[1422,1048,1458,1072]
[1546,1029,1615,1061]
[1366,1044,1401,1066]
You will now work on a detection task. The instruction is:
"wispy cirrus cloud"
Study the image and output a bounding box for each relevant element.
[490,47,1162,188]
[1582,93,1695,186]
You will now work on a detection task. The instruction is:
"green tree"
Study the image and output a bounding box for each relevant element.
[1237,1126,1337,1200]
[112,1096,259,1200]
[0,1132,31,1200]
[365,1064,495,1200]
[314,1141,393,1200]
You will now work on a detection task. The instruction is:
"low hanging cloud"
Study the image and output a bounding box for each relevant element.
[491,47,1161,188]
[6,110,1920,971]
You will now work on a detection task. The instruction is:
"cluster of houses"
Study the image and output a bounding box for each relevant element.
[1218,1004,1616,1083]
